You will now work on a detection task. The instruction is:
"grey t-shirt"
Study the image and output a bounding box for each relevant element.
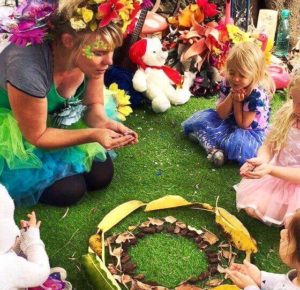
[0,42,53,98]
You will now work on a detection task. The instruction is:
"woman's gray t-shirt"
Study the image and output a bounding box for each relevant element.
[0,42,53,98]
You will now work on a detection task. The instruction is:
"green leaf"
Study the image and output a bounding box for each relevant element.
[82,253,121,290]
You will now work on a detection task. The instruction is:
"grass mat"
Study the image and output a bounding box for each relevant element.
[15,93,288,289]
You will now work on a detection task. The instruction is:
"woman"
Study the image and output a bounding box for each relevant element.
[0,0,139,207]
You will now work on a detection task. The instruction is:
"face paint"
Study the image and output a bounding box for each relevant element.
[82,39,111,59]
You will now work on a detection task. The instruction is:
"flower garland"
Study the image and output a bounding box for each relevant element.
[0,0,143,46]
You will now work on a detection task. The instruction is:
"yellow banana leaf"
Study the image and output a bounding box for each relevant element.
[97,200,145,233]
[215,206,258,260]
[144,195,192,212]
[82,253,121,290]
[211,286,240,290]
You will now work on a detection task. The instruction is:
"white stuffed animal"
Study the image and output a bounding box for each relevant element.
[129,37,195,113]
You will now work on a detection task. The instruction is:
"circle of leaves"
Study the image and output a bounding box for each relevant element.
[104,216,235,289]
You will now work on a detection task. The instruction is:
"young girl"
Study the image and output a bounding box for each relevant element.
[182,41,274,166]
[236,74,300,227]
[226,210,300,289]
[0,184,70,289]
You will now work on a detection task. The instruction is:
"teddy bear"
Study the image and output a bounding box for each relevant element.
[129,37,195,113]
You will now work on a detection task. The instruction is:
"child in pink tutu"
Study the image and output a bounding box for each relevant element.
[226,210,300,289]
[236,73,300,226]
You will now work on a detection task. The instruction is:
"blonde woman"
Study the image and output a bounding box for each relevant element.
[236,74,300,227]
[182,42,274,166]
[0,0,138,207]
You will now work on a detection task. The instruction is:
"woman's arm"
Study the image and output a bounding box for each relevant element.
[83,78,138,142]
[233,101,256,129]
[216,93,234,119]
[8,84,134,150]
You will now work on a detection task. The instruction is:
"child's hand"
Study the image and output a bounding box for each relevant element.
[227,270,257,288]
[243,163,272,179]
[230,260,261,285]
[231,88,246,102]
[20,211,41,230]
[240,157,265,176]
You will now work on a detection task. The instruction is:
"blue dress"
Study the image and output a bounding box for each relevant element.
[182,83,271,165]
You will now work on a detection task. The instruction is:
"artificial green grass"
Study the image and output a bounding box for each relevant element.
[129,233,208,288]
[15,93,288,289]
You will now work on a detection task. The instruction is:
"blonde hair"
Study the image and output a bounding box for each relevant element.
[225,42,275,95]
[50,0,123,52]
[265,74,300,152]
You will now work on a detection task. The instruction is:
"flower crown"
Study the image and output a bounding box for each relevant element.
[0,0,144,47]
[70,0,143,34]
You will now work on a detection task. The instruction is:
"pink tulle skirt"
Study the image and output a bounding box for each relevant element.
[236,175,300,226]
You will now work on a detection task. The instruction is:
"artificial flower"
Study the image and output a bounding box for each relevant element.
[197,0,218,18]
[82,7,94,23]
[97,0,124,28]
[70,18,87,30]
[227,24,250,44]
[109,83,132,121]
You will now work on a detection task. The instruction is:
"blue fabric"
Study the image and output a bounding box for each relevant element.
[182,109,266,165]
[104,66,144,108]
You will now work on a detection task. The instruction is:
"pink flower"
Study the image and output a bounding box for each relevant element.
[97,0,124,28]
[196,0,219,18]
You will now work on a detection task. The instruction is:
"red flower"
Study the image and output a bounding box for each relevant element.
[197,0,218,18]
[98,0,124,27]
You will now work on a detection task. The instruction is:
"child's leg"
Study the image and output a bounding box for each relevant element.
[244,207,261,220]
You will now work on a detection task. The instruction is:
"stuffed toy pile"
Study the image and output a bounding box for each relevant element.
[129,37,195,113]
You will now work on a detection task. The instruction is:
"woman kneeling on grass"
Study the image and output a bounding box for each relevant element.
[0,0,138,207]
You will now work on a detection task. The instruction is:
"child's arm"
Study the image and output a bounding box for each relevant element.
[233,101,256,129]
[216,92,234,119]
[16,212,50,287]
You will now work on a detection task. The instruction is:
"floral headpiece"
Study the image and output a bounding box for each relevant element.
[0,0,145,47]
[0,0,56,46]
[69,0,143,35]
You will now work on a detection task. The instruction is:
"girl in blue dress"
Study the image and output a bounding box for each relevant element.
[182,42,275,166]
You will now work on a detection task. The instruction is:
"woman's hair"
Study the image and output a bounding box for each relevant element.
[225,41,275,95]
[49,0,123,53]
[265,74,300,152]
[287,210,300,265]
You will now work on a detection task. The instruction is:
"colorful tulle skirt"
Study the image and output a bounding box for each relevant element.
[0,88,121,207]
[182,109,266,165]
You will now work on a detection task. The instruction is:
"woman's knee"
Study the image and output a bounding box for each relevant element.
[84,155,114,191]
[39,174,87,207]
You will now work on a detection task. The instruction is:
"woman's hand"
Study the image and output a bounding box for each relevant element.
[93,128,136,150]
[20,211,41,230]
[104,120,138,145]
[230,260,261,286]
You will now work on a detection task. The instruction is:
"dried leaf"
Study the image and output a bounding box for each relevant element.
[202,230,219,245]
[89,234,102,257]
[140,221,151,228]
[176,221,187,229]
[205,278,223,287]
[187,226,203,235]
[98,200,145,233]
[165,216,177,223]
[221,250,232,260]
[148,217,164,226]
[128,226,137,231]
[115,232,136,244]
[144,195,192,212]
[217,264,227,274]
